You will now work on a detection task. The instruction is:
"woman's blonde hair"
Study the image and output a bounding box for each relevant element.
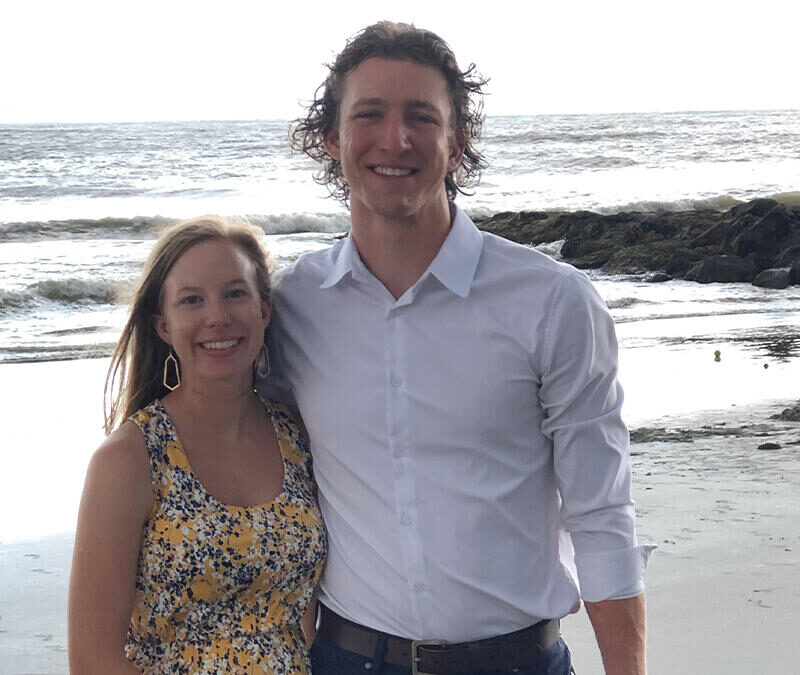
[104,216,272,433]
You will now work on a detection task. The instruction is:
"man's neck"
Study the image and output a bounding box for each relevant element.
[350,200,454,300]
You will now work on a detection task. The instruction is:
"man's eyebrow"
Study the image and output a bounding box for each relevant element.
[406,100,439,111]
[350,98,441,112]
[351,97,386,107]
[405,101,444,117]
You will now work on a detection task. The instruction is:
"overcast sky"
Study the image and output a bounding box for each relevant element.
[2,0,798,123]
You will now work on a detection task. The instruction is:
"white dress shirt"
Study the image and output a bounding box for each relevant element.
[260,207,652,643]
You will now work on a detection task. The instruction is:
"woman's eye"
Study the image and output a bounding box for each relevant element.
[181,295,202,305]
[227,288,247,298]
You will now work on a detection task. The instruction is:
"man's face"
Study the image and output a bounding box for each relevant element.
[324,57,464,224]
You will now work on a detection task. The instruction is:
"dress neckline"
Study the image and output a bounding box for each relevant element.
[152,396,289,512]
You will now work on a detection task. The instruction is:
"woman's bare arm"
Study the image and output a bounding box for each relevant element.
[301,596,318,646]
[68,422,153,674]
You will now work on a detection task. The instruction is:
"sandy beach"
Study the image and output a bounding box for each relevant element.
[1,351,798,674]
[564,402,800,672]
[0,359,108,674]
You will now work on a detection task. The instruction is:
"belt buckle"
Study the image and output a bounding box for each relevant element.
[411,638,448,675]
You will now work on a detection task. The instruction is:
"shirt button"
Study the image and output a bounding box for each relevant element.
[390,376,402,388]
[413,582,426,593]
[400,513,412,526]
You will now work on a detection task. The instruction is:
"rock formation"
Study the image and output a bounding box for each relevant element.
[476,198,800,285]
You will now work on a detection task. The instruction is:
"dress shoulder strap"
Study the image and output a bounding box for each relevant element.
[128,399,174,500]
[265,400,314,477]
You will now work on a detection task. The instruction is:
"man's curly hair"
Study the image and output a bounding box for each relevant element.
[291,21,488,205]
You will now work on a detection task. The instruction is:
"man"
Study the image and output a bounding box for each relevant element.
[261,21,653,675]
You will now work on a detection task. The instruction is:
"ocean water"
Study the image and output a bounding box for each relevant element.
[1,110,800,371]
[2,111,800,546]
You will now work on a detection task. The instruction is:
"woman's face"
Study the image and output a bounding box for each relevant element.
[154,239,270,390]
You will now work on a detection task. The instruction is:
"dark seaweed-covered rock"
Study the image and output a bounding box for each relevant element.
[475,198,800,286]
[757,442,781,450]
[788,260,800,285]
[474,211,566,246]
[685,255,758,283]
[770,402,800,421]
[752,268,791,289]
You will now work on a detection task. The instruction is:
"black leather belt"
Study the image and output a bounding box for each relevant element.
[317,604,561,674]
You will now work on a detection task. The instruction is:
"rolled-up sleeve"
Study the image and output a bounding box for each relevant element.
[539,271,654,602]
[575,545,655,602]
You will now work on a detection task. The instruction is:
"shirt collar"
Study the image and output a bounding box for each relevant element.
[426,205,483,298]
[320,234,367,289]
[320,205,484,298]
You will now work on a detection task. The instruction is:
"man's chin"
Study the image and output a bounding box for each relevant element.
[354,197,417,222]
[352,194,451,225]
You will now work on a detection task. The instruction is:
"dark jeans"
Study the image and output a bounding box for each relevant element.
[310,632,576,675]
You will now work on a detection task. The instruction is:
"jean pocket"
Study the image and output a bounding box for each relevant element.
[310,635,375,674]
[510,638,574,675]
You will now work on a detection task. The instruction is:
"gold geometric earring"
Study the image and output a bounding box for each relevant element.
[162,349,181,391]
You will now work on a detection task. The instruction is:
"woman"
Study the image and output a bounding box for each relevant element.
[68,217,326,674]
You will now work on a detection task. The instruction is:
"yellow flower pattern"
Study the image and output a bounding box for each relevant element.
[125,398,326,674]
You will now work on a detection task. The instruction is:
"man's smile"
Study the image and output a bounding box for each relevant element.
[371,166,416,177]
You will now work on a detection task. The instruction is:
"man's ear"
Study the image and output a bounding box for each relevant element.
[153,314,170,344]
[323,129,342,161]
[447,132,466,173]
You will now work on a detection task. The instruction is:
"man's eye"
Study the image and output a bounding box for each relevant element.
[411,114,436,124]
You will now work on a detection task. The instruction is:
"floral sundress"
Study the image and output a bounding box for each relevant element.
[124,398,327,674]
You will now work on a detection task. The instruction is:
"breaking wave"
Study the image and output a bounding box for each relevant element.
[1,278,128,313]
[0,212,350,242]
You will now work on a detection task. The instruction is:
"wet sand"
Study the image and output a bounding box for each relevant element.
[0,534,72,672]
[564,403,800,673]
[0,359,107,673]
[1,357,799,673]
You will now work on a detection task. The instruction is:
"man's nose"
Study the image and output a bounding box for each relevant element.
[378,114,412,152]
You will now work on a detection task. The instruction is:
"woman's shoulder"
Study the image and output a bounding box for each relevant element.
[82,420,153,519]
[91,420,150,481]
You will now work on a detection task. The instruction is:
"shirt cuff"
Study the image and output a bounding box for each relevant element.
[574,544,656,602]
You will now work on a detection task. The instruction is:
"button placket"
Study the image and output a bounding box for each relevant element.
[384,305,428,631]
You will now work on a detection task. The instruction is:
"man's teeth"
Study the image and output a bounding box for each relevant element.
[201,339,239,350]
[373,166,412,176]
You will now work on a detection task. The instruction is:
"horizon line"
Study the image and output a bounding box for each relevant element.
[2,107,798,126]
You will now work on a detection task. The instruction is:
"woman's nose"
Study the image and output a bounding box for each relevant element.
[205,300,231,326]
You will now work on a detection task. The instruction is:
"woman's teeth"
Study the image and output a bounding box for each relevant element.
[201,339,239,350]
